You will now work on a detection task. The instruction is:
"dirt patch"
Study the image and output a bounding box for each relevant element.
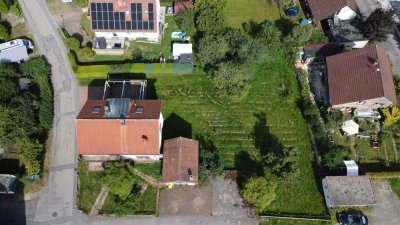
[88,162,104,172]
[159,185,213,216]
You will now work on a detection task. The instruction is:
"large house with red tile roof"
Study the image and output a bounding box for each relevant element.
[326,45,397,110]
[76,80,164,161]
[162,137,199,186]
[89,0,161,42]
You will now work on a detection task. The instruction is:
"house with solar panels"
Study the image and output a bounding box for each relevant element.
[89,0,161,54]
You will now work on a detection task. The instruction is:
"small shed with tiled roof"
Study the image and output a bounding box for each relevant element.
[162,137,199,186]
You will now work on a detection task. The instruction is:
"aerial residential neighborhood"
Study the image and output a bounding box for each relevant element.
[2,0,400,225]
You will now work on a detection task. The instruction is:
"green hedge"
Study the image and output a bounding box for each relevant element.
[67,51,193,78]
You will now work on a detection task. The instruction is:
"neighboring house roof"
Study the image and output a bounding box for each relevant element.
[76,99,162,155]
[173,43,192,57]
[0,45,28,63]
[303,42,342,59]
[322,176,375,207]
[307,0,358,22]
[327,45,397,106]
[0,174,17,194]
[174,0,193,15]
[162,137,199,184]
[89,0,158,33]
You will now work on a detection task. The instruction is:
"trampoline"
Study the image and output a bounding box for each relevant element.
[285,7,299,18]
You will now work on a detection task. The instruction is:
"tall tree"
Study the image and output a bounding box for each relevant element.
[0,22,10,41]
[364,8,396,42]
[0,77,18,100]
[0,0,8,13]
[102,162,136,200]
[323,145,350,168]
[196,34,229,70]
[175,8,196,37]
[383,105,400,128]
[194,0,227,33]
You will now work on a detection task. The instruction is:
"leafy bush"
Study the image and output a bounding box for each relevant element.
[0,77,18,100]
[65,37,80,51]
[79,46,95,57]
[383,105,400,128]
[198,136,224,182]
[9,3,21,17]
[19,138,43,176]
[323,145,350,168]
[0,0,8,13]
[241,176,277,212]
[0,21,10,41]
[102,162,136,200]
[195,0,227,33]
[175,8,196,37]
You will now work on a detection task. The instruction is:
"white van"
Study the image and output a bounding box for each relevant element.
[0,39,34,63]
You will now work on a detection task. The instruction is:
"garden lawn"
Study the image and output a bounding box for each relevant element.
[134,162,162,181]
[224,0,280,29]
[129,15,178,59]
[78,162,103,213]
[261,219,332,225]
[144,55,326,215]
[390,178,400,198]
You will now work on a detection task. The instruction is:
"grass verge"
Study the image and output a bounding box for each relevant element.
[78,162,103,213]
[390,178,400,198]
[134,162,162,181]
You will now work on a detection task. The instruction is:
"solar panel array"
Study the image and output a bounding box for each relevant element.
[91,2,155,31]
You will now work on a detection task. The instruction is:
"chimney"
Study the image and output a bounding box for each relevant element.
[142,135,148,143]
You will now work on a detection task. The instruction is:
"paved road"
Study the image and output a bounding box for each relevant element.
[367,180,400,225]
[18,0,80,224]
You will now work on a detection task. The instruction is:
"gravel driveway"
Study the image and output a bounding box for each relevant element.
[367,180,400,225]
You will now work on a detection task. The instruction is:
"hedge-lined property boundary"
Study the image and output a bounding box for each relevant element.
[67,52,193,79]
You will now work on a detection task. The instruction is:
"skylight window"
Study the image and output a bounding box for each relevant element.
[92,106,101,113]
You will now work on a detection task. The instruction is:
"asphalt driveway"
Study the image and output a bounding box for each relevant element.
[367,180,400,225]
[159,185,213,216]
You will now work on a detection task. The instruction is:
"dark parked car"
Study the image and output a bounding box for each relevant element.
[338,214,368,225]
